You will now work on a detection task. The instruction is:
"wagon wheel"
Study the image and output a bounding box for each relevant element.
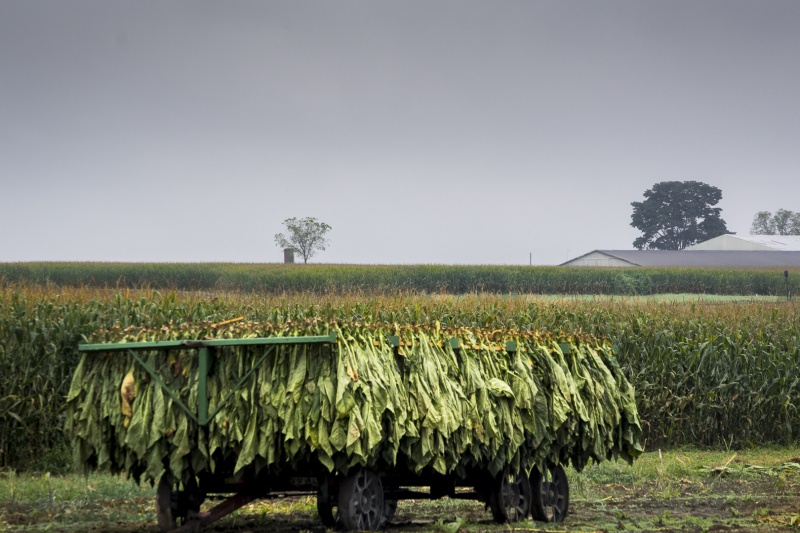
[337,468,384,531]
[156,475,203,532]
[156,475,178,532]
[381,497,398,527]
[530,463,569,523]
[489,466,532,523]
[316,476,338,527]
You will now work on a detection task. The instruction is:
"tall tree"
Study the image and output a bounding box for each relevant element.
[630,181,729,250]
[750,209,800,235]
[274,217,332,263]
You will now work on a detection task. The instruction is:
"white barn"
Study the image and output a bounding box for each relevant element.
[561,250,800,267]
[561,234,800,267]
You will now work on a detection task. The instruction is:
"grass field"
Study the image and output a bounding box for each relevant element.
[438,293,789,303]
[2,448,799,532]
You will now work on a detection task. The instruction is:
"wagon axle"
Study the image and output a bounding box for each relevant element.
[155,462,569,532]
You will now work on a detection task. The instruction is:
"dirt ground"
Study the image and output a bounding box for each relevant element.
[2,460,799,532]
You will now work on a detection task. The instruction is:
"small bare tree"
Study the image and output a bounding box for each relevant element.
[274,217,332,264]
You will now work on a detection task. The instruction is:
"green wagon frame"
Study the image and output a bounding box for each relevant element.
[78,334,570,532]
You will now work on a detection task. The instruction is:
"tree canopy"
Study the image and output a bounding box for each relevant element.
[274,217,332,263]
[630,181,729,250]
[750,209,800,235]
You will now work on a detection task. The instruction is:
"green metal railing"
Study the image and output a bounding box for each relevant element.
[78,334,338,427]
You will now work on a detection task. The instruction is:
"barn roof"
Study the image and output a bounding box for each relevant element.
[685,234,800,251]
[561,250,800,267]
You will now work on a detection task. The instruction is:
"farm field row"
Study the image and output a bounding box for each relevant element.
[2,262,799,295]
[2,448,799,532]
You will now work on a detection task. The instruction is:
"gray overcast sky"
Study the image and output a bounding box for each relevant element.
[2,1,799,265]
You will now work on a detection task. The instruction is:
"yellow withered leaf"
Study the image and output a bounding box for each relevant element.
[120,368,137,428]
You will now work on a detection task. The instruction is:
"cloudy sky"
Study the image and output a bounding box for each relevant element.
[2,1,799,265]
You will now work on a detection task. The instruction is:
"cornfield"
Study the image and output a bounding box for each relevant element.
[1,262,798,295]
[2,286,799,471]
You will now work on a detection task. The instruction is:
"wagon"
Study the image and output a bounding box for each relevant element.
[75,333,574,532]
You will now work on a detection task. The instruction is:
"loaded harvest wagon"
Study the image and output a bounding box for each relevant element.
[65,319,642,531]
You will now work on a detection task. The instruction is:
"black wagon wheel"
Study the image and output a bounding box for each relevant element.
[337,468,384,531]
[316,476,338,527]
[156,475,178,532]
[156,475,202,532]
[380,497,398,527]
[530,463,569,523]
[489,466,532,523]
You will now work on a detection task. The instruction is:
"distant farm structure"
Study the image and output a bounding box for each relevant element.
[563,235,800,267]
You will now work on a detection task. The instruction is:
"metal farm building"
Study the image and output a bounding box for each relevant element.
[562,234,800,268]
